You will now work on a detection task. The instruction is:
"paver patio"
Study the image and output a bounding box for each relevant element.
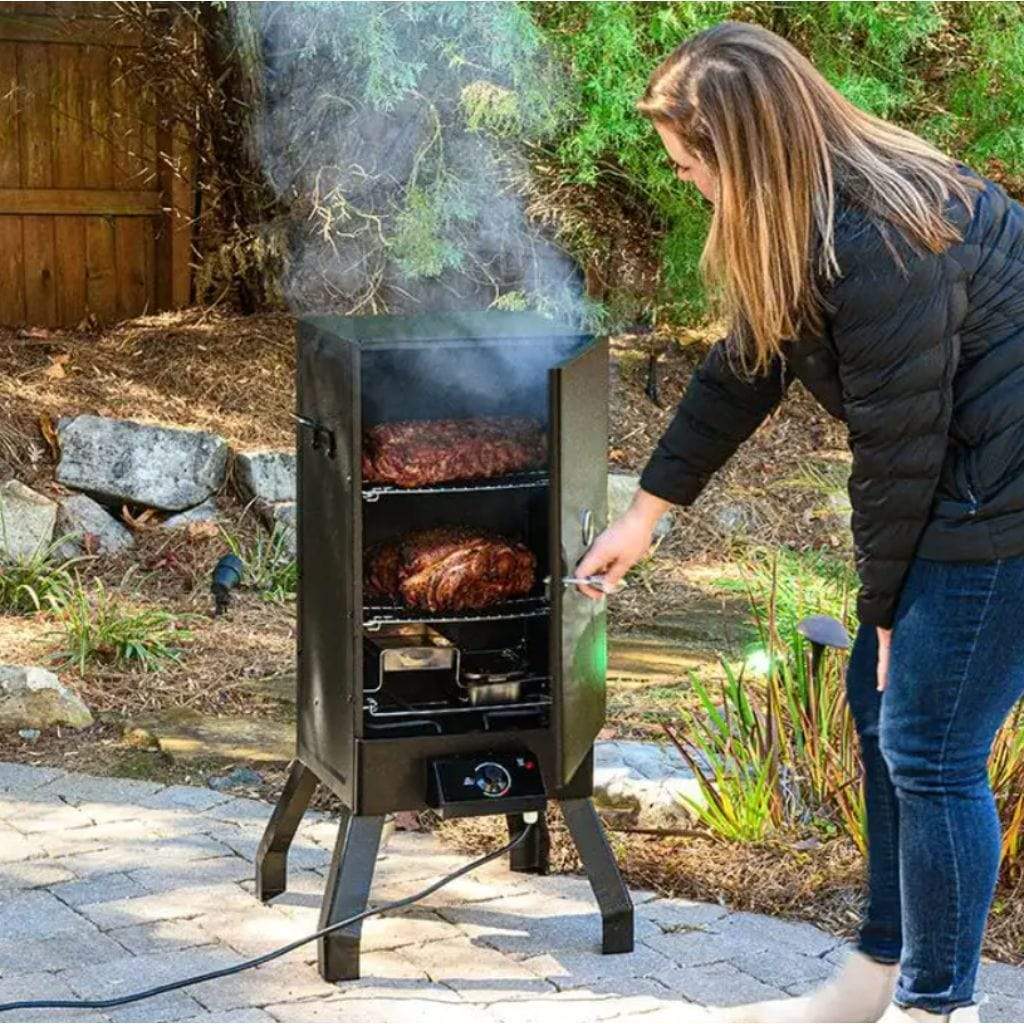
[1,762,1022,1023]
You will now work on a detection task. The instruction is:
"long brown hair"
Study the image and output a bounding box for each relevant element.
[638,21,978,373]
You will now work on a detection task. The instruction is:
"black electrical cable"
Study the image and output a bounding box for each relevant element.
[0,821,535,1014]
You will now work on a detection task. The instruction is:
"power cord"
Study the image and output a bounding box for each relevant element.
[0,815,537,1014]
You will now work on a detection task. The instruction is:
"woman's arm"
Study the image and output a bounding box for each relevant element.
[639,337,792,505]
[575,337,791,597]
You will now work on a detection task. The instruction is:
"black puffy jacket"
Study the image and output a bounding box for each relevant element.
[639,170,1024,629]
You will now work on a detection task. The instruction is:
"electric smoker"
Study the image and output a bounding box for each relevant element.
[254,311,633,982]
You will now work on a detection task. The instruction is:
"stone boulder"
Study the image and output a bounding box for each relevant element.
[161,498,219,530]
[235,451,296,505]
[607,473,674,541]
[593,739,706,828]
[259,502,296,558]
[54,493,133,559]
[0,480,56,560]
[0,666,93,730]
[56,415,229,512]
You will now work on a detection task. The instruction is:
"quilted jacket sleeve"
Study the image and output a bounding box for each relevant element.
[827,233,960,628]
[639,337,791,506]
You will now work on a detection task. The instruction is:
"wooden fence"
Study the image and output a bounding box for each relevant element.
[0,3,193,328]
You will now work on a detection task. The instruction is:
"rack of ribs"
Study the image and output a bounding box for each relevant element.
[364,527,537,612]
[361,417,546,489]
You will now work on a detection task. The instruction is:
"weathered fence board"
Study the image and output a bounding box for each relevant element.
[0,3,193,327]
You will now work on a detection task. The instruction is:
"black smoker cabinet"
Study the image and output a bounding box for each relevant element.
[255,312,633,981]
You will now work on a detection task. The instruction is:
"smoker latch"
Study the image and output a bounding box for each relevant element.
[292,413,336,459]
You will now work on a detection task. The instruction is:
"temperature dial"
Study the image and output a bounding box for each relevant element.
[475,762,512,798]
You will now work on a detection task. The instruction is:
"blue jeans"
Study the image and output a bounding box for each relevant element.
[846,555,1024,1014]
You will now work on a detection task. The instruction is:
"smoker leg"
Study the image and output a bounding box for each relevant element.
[506,812,550,875]
[560,797,634,954]
[255,759,318,902]
[317,809,385,982]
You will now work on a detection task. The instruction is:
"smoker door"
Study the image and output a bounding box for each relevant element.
[549,336,608,787]
[295,322,361,803]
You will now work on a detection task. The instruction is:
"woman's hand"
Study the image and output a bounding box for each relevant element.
[876,626,893,691]
[574,489,672,600]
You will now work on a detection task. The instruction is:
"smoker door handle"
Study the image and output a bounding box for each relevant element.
[580,508,596,547]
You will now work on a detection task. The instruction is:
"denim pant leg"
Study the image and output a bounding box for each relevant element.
[846,623,903,963]
[880,556,1024,1014]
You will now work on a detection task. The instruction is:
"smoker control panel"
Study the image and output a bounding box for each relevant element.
[428,752,546,819]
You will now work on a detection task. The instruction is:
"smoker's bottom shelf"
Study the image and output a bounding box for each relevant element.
[363,694,551,738]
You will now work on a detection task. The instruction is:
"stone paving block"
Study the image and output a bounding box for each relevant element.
[485,989,668,1023]
[642,926,763,968]
[657,960,788,1008]
[0,970,108,1023]
[264,990,480,1024]
[51,871,150,908]
[58,947,242,1011]
[208,822,330,872]
[981,961,1024,999]
[106,991,207,1023]
[76,883,255,930]
[372,866,533,907]
[9,802,97,834]
[0,929,127,974]
[129,855,252,895]
[195,905,317,961]
[638,897,730,931]
[983,993,1024,1022]
[207,797,274,827]
[403,936,554,1001]
[724,946,833,990]
[191,960,339,1013]
[520,944,678,990]
[361,908,466,953]
[0,762,64,793]
[178,1010,277,1023]
[0,890,96,942]
[437,892,657,959]
[713,911,840,958]
[0,828,46,864]
[140,786,232,813]
[32,772,163,806]
[107,919,214,956]
[54,833,237,879]
[0,856,76,889]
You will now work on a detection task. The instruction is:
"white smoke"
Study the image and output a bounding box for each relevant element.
[232,1,589,325]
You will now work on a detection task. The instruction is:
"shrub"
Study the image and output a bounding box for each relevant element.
[668,546,864,849]
[48,578,198,673]
[0,519,89,616]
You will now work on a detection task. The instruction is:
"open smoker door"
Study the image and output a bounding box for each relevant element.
[549,336,609,788]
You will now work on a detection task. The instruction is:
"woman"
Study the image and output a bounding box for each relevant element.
[576,20,1024,1024]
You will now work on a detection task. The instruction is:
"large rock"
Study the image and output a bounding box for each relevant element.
[260,502,296,558]
[0,666,93,730]
[161,498,219,530]
[235,451,296,504]
[607,473,674,540]
[54,493,133,559]
[56,415,229,512]
[593,739,707,828]
[0,480,56,560]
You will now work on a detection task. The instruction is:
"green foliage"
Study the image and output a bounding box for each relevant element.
[677,545,1024,880]
[529,1,1024,324]
[0,529,87,616]
[669,546,864,849]
[48,578,197,674]
[220,525,297,603]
